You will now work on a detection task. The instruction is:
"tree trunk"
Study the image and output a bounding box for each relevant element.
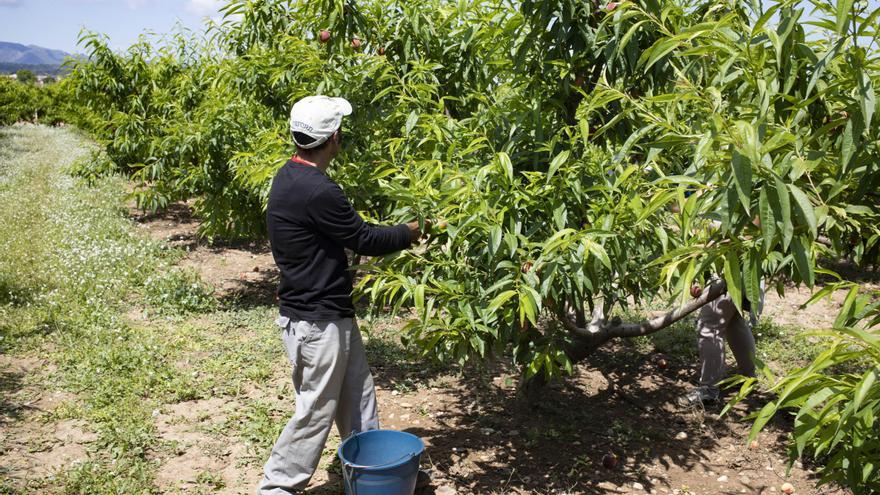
[516,281,727,402]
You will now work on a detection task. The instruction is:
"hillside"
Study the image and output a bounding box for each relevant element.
[0,41,72,65]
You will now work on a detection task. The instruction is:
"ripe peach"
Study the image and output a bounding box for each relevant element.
[690,284,702,298]
[319,30,331,43]
[781,482,795,494]
[351,37,362,49]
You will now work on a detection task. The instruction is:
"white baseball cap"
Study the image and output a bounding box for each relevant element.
[289,95,353,149]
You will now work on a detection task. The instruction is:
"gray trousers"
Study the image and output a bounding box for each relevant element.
[258,317,379,494]
[697,293,758,391]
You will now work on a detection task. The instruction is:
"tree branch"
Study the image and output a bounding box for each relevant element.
[562,280,728,342]
[606,280,727,338]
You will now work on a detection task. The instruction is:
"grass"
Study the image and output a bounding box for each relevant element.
[0,125,198,493]
[0,125,250,493]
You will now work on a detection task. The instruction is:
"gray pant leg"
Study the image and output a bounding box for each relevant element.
[697,297,728,390]
[335,320,379,439]
[697,294,756,390]
[258,319,353,495]
[727,310,756,378]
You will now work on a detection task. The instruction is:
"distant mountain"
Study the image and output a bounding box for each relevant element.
[0,42,74,66]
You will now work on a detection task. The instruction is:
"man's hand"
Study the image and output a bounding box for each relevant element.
[407,219,431,244]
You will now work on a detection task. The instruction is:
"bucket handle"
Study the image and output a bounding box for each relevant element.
[343,451,417,471]
[342,452,418,495]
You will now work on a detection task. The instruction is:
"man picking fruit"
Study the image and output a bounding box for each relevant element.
[259,95,428,494]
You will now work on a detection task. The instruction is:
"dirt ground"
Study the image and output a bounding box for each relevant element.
[3,199,872,494]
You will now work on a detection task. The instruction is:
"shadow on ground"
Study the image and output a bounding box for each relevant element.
[0,368,27,427]
[366,339,786,495]
[220,273,280,310]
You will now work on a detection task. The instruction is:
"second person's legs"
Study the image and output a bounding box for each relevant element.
[695,294,757,397]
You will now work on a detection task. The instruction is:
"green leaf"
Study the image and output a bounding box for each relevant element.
[404,110,418,135]
[805,38,843,100]
[519,286,540,326]
[547,150,570,182]
[853,368,878,413]
[791,235,814,287]
[414,284,425,314]
[497,152,513,183]
[585,240,612,270]
[488,225,502,256]
[770,177,793,249]
[833,286,859,328]
[638,38,682,72]
[732,151,752,213]
[618,20,649,56]
[858,71,875,131]
[835,0,855,34]
[748,400,780,443]
[840,119,855,171]
[724,252,744,311]
[744,250,761,310]
[751,2,783,36]
[487,289,516,314]
[758,188,776,252]
[789,184,817,239]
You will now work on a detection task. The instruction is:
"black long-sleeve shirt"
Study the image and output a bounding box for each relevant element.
[267,159,411,320]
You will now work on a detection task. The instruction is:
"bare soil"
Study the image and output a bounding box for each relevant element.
[130,201,279,308]
[128,202,858,495]
[0,355,88,487]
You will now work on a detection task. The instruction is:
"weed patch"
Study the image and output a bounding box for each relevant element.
[0,125,212,492]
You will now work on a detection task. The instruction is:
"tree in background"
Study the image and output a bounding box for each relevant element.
[15,69,36,85]
[0,77,70,125]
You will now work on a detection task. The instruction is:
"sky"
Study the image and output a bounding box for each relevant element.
[0,0,224,54]
[1,0,879,55]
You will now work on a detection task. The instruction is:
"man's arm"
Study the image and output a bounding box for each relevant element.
[309,183,419,256]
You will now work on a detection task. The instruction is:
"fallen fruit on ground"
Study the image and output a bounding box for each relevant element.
[602,453,618,470]
[781,482,795,494]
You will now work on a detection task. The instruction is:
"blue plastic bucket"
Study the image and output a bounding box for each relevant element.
[337,429,424,495]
